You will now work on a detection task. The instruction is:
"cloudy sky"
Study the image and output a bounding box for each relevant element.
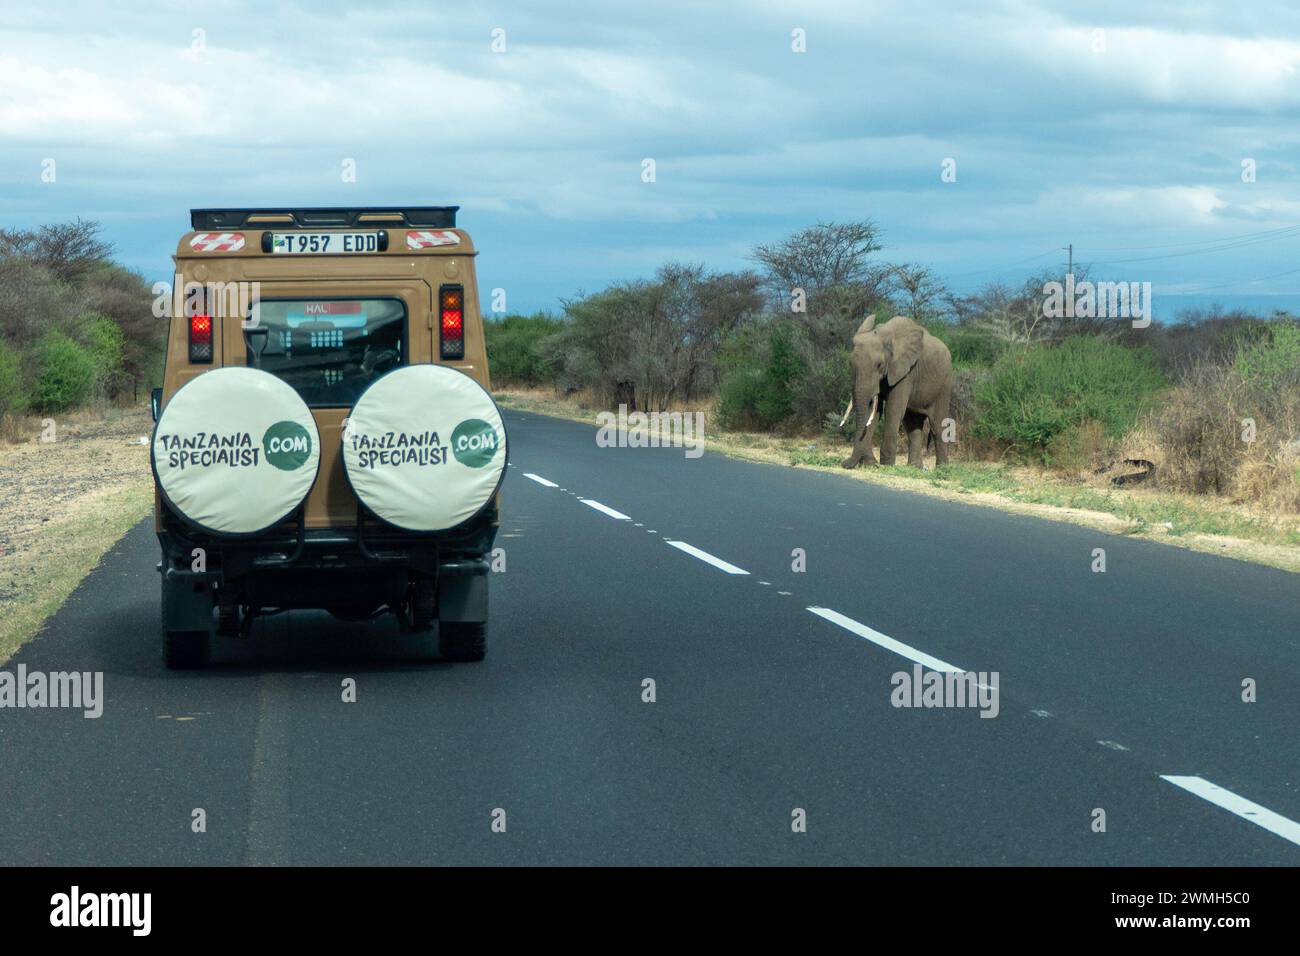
[4,0,1300,314]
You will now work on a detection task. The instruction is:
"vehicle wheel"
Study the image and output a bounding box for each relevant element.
[163,629,208,669]
[161,576,209,669]
[439,621,486,662]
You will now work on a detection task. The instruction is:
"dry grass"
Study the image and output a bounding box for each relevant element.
[1147,364,1300,513]
[0,403,155,662]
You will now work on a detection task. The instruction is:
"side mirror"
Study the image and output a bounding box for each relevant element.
[150,388,162,423]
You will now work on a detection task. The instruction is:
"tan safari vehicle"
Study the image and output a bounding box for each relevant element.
[151,207,506,668]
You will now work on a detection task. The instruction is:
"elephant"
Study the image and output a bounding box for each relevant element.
[839,314,953,469]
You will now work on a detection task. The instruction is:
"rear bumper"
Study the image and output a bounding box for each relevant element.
[157,506,495,622]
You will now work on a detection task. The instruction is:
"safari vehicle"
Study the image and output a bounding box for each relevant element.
[151,207,506,668]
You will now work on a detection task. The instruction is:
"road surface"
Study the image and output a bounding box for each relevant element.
[2,409,1298,865]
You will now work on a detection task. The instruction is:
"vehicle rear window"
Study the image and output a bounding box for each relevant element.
[245,298,406,406]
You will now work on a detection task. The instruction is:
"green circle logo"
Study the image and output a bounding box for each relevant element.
[452,419,498,468]
[262,421,312,471]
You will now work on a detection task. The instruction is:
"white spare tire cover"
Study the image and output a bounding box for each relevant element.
[152,367,321,535]
[342,365,506,532]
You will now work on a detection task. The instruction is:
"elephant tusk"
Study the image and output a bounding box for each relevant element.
[863,394,877,430]
[838,399,854,428]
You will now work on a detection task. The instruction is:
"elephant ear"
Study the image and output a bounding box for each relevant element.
[853,313,877,338]
[885,315,924,386]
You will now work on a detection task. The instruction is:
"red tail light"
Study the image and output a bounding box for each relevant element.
[440,285,464,360]
[189,314,213,363]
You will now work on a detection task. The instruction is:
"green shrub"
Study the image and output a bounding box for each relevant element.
[1234,321,1300,394]
[30,331,95,413]
[78,312,127,398]
[0,338,23,418]
[484,312,564,387]
[716,323,804,430]
[973,336,1166,458]
[923,321,1007,368]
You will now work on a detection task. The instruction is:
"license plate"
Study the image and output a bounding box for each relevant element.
[270,232,382,255]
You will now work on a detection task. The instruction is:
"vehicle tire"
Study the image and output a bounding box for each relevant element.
[164,629,208,669]
[161,577,209,669]
[439,621,486,662]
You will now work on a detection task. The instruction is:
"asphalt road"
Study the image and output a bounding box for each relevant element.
[2,408,1298,865]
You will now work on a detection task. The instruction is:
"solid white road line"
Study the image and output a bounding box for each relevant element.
[523,472,559,487]
[806,606,963,673]
[579,499,632,520]
[1160,775,1300,847]
[663,540,750,575]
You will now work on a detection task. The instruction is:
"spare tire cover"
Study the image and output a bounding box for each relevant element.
[152,367,321,535]
[342,365,507,532]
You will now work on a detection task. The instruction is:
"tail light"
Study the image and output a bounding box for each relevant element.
[440,285,464,360]
[189,314,214,363]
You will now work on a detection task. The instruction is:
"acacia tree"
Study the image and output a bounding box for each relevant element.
[543,264,763,411]
[744,222,898,427]
[890,264,946,322]
[752,221,884,298]
[0,219,114,284]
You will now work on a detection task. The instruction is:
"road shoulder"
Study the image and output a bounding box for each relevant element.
[496,390,1300,574]
[0,406,154,663]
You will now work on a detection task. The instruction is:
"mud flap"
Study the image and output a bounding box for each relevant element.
[438,571,487,623]
[162,572,215,632]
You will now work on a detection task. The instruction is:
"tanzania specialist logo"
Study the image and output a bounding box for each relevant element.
[262,420,312,471]
[451,419,498,468]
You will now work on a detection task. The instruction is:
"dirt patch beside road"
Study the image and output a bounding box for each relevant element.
[0,406,155,662]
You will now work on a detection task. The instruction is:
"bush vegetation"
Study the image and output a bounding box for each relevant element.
[487,221,1298,513]
[0,220,160,428]
[5,217,1293,514]
[972,336,1166,457]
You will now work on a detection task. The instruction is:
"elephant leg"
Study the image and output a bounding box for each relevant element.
[931,396,952,466]
[903,410,926,468]
[878,393,907,466]
[841,432,876,469]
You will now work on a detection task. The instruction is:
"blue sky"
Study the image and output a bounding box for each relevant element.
[4,0,1300,316]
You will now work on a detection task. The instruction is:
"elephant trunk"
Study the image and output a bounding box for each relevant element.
[853,376,878,444]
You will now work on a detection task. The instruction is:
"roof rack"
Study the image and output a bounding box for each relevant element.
[189,206,459,230]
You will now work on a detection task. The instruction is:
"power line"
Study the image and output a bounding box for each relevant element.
[1073,223,1300,253]
[940,225,1300,292]
[1166,264,1300,295]
[1085,226,1300,266]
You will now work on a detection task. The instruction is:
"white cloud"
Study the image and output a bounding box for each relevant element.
[4,0,1300,306]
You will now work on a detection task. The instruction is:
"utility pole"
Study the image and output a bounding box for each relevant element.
[1064,243,1073,278]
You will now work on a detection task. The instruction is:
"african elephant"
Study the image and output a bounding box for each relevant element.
[839,314,953,469]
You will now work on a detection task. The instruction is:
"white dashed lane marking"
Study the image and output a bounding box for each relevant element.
[1161,776,1300,847]
[663,540,750,575]
[579,499,633,520]
[806,606,963,673]
[517,459,1296,856]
